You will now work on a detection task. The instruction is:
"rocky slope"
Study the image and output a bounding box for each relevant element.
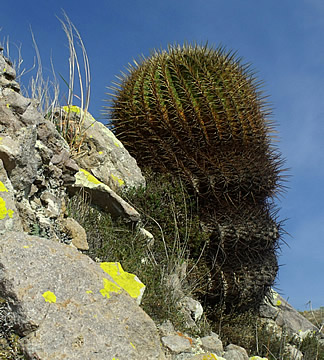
[0,48,322,360]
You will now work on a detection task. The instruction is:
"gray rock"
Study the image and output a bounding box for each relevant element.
[223,344,249,360]
[0,231,165,359]
[55,106,146,191]
[187,354,226,360]
[1,87,30,114]
[200,334,223,355]
[0,56,79,238]
[0,54,16,80]
[0,134,19,172]
[70,168,141,222]
[162,334,192,354]
[180,296,204,322]
[59,217,89,250]
[159,320,176,337]
[260,290,319,336]
[0,159,23,233]
[8,125,41,193]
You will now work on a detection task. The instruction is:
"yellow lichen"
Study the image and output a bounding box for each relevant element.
[6,103,10,108]
[202,354,217,360]
[100,262,145,299]
[130,342,136,349]
[0,197,8,220]
[110,174,125,187]
[42,291,57,303]
[63,105,81,114]
[100,278,122,298]
[0,181,8,192]
[114,142,120,147]
[86,290,93,294]
[79,169,102,185]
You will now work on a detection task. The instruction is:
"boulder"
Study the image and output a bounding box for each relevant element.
[223,344,249,360]
[58,216,89,250]
[54,106,145,191]
[100,262,146,305]
[260,290,319,337]
[70,168,141,222]
[161,334,192,354]
[0,159,23,234]
[200,334,223,355]
[0,231,165,359]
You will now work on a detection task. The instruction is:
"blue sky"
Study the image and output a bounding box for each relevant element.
[1,0,323,310]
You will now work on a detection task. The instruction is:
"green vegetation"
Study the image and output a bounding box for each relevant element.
[68,171,210,332]
[0,298,25,360]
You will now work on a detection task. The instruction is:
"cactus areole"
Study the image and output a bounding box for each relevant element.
[107,43,283,207]
[107,43,285,313]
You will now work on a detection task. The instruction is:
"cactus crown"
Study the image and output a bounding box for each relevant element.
[107,43,283,206]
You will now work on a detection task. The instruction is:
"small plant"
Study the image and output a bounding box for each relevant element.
[67,172,210,333]
[2,10,91,155]
[0,298,26,360]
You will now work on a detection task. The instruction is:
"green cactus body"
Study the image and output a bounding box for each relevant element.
[107,44,285,312]
[108,44,282,206]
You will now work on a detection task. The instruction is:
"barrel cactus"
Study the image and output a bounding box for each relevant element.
[107,43,285,312]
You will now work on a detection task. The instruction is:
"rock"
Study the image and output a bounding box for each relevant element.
[180,296,204,322]
[0,54,16,81]
[159,320,176,337]
[70,168,141,222]
[0,134,19,172]
[200,334,223,355]
[189,353,226,360]
[223,344,249,360]
[59,217,89,250]
[260,290,319,336]
[166,263,204,331]
[54,106,146,191]
[1,88,30,114]
[285,344,303,360]
[0,52,79,237]
[100,262,146,305]
[0,231,165,359]
[162,334,192,354]
[0,159,23,234]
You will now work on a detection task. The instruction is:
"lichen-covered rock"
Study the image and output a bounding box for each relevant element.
[0,231,165,359]
[100,262,145,305]
[70,168,140,222]
[0,51,79,237]
[53,106,146,191]
[0,159,23,234]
